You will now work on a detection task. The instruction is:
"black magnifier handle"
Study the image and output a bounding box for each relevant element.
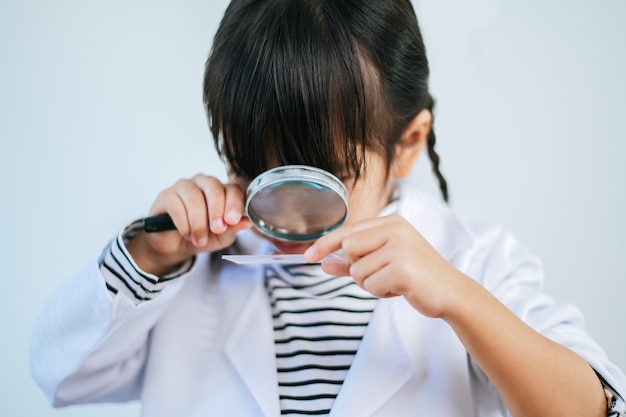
[143,214,176,233]
[143,213,251,233]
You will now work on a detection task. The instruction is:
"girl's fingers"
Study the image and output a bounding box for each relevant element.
[319,233,389,281]
[150,188,192,238]
[320,257,351,277]
[341,227,388,262]
[190,176,250,248]
[210,216,253,248]
[348,247,392,286]
[223,183,246,225]
[359,264,402,298]
[141,175,253,261]
[305,223,356,261]
[192,175,227,235]
[305,216,392,262]
[176,178,211,245]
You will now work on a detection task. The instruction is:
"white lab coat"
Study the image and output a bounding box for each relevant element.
[30,181,626,417]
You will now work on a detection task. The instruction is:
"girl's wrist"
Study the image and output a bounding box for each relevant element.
[438,269,486,324]
[126,233,192,277]
[440,268,512,339]
[401,262,477,320]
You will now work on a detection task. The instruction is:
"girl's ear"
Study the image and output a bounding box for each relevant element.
[391,109,432,178]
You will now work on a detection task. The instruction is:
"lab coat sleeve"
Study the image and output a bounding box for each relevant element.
[29,237,196,407]
[472,225,626,401]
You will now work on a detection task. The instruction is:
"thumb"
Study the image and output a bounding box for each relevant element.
[214,217,254,243]
[321,260,351,277]
[230,217,253,232]
[196,217,254,253]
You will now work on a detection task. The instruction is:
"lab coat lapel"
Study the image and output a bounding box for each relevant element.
[224,275,280,417]
[329,299,427,417]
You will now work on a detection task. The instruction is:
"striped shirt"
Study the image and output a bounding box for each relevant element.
[265,263,378,416]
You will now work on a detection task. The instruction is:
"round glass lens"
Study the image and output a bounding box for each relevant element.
[246,166,348,241]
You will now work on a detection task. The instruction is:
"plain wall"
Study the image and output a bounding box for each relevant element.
[1,1,624,415]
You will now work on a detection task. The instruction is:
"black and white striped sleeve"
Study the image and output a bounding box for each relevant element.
[597,373,626,417]
[98,219,195,304]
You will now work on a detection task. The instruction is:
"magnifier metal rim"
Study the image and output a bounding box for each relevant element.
[245,165,349,241]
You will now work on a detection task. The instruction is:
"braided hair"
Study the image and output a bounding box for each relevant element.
[426,97,449,202]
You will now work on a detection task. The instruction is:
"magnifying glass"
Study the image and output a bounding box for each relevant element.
[143,165,348,242]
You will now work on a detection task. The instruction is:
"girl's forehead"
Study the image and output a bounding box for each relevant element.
[225,147,385,189]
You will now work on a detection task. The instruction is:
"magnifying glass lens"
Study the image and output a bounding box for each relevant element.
[246,166,348,242]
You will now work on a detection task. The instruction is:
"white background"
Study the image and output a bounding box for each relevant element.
[1,1,624,415]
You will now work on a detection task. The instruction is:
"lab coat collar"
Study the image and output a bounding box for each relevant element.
[224,280,429,417]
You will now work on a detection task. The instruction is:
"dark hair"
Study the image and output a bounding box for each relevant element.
[203,0,449,202]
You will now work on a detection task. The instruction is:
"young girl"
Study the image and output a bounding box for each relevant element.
[30,0,625,416]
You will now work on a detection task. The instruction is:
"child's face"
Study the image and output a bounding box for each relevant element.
[229,150,392,254]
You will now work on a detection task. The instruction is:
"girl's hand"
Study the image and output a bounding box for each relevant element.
[126,174,252,276]
[304,214,464,319]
